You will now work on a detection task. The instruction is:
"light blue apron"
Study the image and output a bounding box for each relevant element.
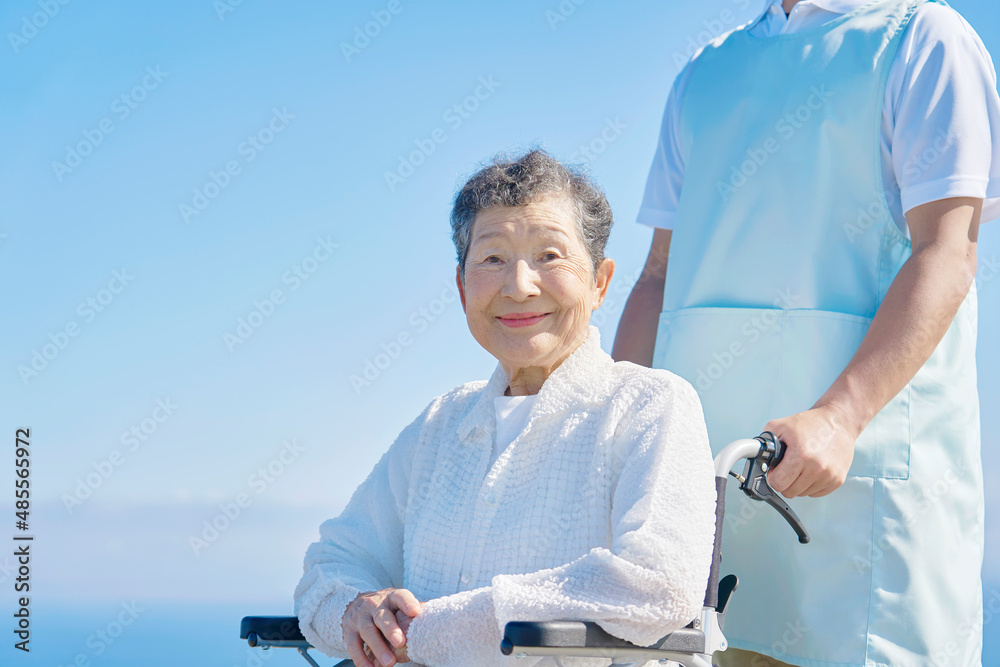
[652,1,984,664]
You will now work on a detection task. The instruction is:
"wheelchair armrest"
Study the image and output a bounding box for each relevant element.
[241,616,310,647]
[501,620,706,658]
[241,617,352,667]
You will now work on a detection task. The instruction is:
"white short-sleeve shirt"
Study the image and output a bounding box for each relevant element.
[638,0,1000,234]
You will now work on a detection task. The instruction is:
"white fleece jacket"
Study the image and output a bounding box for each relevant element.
[293,328,717,667]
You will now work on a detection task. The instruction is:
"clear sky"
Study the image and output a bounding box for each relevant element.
[3,1,999,664]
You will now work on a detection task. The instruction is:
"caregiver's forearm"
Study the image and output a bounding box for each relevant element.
[613,229,672,366]
[613,274,665,366]
[813,198,980,435]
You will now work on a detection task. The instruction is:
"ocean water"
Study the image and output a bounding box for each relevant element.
[1,601,309,667]
[1,597,996,666]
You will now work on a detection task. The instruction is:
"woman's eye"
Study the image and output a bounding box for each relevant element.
[484,255,503,264]
[541,252,559,261]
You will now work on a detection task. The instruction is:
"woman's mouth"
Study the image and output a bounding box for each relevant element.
[497,312,549,328]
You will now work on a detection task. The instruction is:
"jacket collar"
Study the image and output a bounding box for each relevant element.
[456,326,614,442]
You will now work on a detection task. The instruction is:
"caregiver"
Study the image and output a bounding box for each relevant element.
[614,0,999,665]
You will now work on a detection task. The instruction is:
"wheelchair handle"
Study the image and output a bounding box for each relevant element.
[743,432,809,544]
[757,430,785,466]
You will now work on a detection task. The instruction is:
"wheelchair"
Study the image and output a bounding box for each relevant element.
[241,432,810,667]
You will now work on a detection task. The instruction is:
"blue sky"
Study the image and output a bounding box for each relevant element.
[3,1,999,664]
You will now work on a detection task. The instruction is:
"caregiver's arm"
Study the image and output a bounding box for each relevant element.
[404,376,716,667]
[612,228,672,366]
[766,196,981,498]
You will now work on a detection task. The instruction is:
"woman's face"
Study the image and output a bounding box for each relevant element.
[457,196,614,378]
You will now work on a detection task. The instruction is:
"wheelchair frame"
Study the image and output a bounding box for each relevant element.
[241,433,809,667]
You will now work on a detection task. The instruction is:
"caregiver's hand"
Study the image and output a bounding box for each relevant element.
[343,588,423,667]
[763,403,858,498]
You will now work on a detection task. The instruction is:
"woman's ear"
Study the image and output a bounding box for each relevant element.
[593,258,615,308]
[455,265,466,312]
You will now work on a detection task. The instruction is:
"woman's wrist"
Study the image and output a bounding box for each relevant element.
[295,584,362,658]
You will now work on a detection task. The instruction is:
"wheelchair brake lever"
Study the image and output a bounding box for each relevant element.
[740,432,810,544]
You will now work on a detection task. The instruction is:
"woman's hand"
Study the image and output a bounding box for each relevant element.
[342,588,423,667]
[763,403,858,498]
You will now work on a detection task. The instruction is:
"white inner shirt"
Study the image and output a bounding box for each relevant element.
[492,394,538,467]
[639,0,1000,235]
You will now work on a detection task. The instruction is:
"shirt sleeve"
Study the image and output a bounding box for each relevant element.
[888,3,1000,224]
[637,71,690,230]
[404,375,717,667]
[292,416,420,658]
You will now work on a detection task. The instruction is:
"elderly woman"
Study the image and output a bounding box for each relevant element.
[293,150,717,667]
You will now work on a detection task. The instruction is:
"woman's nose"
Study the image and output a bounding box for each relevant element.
[502,260,541,300]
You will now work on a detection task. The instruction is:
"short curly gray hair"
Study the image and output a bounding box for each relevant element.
[451,149,614,277]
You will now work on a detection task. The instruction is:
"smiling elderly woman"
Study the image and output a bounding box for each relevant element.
[293,150,717,667]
